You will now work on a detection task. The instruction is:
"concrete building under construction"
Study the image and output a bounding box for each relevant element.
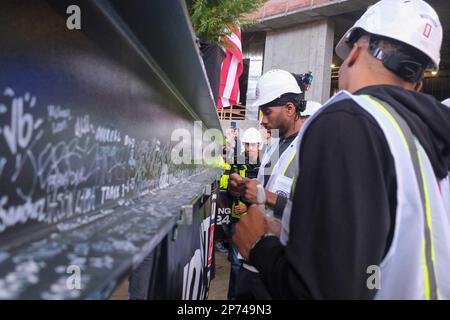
[242,0,450,118]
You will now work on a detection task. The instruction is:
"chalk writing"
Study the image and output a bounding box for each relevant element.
[1,88,42,155]
[0,196,46,232]
[48,105,71,121]
[95,126,121,143]
[100,185,121,204]
[74,115,94,138]
[48,105,71,134]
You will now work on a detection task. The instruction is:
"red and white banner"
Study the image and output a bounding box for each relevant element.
[217,26,243,109]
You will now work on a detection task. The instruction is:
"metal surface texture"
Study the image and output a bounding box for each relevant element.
[0,0,221,299]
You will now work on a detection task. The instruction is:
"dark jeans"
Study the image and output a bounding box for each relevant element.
[227,219,241,300]
[227,243,241,300]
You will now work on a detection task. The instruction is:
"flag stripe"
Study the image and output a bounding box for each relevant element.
[217,28,243,109]
[227,32,241,52]
[230,58,242,107]
[223,54,239,101]
[218,50,233,109]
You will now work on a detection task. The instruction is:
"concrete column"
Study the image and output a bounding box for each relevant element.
[263,19,335,104]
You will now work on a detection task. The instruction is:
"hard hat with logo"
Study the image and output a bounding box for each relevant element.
[252,69,302,108]
[442,98,450,108]
[335,0,442,71]
[241,127,262,144]
[302,101,323,117]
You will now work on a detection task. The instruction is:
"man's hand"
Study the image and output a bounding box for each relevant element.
[228,173,245,197]
[241,179,260,203]
[233,203,247,214]
[241,179,278,207]
[266,216,282,238]
[233,205,266,260]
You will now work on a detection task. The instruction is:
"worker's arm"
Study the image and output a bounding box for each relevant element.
[243,101,397,299]
[240,179,287,217]
[263,189,288,219]
[264,189,277,207]
[241,179,277,205]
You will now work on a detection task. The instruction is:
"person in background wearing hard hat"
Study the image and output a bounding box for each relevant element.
[228,69,311,299]
[225,127,262,300]
[240,127,262,178]
[300,101,323,123]
[234,0,450,299]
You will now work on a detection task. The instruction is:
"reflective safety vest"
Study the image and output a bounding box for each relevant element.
[281,90,450,300]
[440,176,450,216]
[219,163,246,190]
[241,134,300,272]
[257,134,299,216]
[219,162,247,219]
[219,162,231,190]
[231,165,247,219]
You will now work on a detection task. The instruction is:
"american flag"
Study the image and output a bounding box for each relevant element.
[217,25,243,109]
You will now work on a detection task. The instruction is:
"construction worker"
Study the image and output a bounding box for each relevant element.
[230,69,307,218]
[214,151,231,254]
[234,0,450,299]
[228,69,308,299]
[301,101,322,122]
[216,137,246,254]
[240,127,262,177]
[226,127,261,300]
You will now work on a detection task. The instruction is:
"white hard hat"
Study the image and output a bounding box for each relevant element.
[302,101,323,117]
[241,127,262,144]
[442,98,450,108]
[335,0,442,71]
[252,69,301,107]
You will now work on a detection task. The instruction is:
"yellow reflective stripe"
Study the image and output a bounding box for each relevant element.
[282,150,297,176]
[220,174,229,189]
[364,96,409,149]
[291,174,297,196]
[290,144,301,196]
[364,95,436,300]
[423,238,431,300]
[416,144,436,262]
